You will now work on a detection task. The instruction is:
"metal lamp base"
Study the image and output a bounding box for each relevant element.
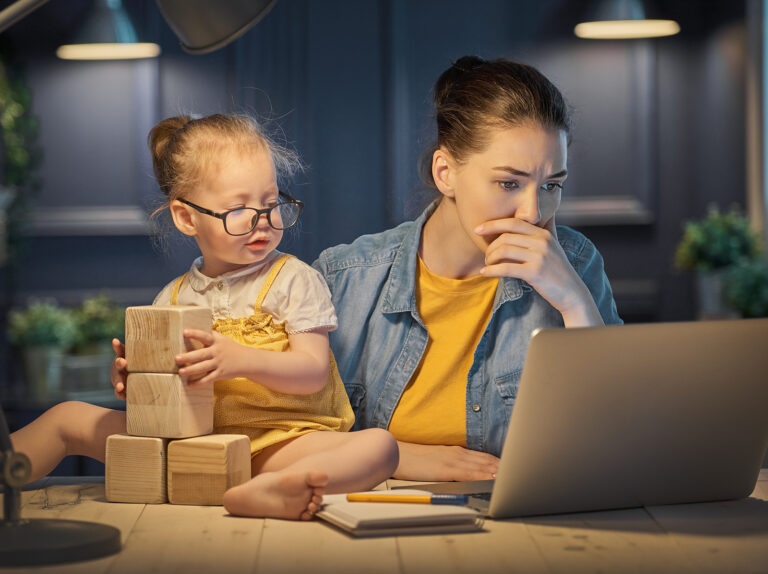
[0,518,121,567]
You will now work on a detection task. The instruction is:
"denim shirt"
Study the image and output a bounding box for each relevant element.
[312,205,622,456]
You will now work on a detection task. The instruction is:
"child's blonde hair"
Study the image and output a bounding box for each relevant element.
[148,113,302,204]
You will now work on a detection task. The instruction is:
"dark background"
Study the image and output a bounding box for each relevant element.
[0,0,751,385]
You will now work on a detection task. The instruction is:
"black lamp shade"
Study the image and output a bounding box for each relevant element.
[156,0,278,54]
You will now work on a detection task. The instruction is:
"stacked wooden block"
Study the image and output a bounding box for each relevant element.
[106,305,251,506]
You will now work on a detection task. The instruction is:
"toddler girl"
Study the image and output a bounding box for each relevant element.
[11,113,398,520]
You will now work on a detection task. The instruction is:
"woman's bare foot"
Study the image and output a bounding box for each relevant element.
[222,470,328,520]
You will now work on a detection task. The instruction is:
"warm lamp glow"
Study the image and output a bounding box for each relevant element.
[56,43,161,60]
[574,19,680,39]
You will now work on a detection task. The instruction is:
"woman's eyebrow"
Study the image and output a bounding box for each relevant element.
[492,166,568,179]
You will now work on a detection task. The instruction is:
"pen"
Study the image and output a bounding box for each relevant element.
[345,493,470,505]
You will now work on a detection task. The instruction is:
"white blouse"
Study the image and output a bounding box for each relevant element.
[153,250,338,334]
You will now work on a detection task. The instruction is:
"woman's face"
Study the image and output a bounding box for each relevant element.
[438,123,568,254]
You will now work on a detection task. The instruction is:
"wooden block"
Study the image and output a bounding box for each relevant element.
[106,433,169,503]
[125,305,212,373]
[126,373,213,438]
[168,434,251,506]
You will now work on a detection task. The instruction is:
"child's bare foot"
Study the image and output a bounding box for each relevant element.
[222,470,327,520]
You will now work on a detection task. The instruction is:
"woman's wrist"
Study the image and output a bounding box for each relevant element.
[558,286,604,327]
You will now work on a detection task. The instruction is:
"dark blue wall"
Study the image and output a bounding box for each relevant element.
[0,0,749,382]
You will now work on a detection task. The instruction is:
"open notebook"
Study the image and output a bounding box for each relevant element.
[315,489,482,537]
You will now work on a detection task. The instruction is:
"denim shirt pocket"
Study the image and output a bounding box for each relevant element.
[494,370,522,406]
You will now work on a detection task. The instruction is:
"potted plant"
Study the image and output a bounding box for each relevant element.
[63,295,125,397]
[72,294,125,354]
[724,259,768,319]
[7,300,77,400]
[674,207,762,318]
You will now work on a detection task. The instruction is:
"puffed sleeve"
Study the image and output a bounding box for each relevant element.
[152,280,175,306]
[266,257,338,334]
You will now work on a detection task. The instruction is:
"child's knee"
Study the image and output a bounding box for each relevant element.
[363,428,399,471]
[46,401,88,428]
[45,401,95,444]
[48,401,124,456]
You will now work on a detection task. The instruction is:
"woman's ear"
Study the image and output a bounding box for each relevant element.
[432,148,456,199]
[169,200,197,237]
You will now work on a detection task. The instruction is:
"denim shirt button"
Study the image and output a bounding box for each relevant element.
[471,403,481,412]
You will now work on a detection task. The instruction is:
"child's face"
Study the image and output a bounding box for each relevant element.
[441,123,567,255]
[182,148,283,277]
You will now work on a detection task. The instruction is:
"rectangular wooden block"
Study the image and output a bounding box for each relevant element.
[126,373,213,438]
[125,305,212,373]
[106,433,169,503]
[168,434,251,506]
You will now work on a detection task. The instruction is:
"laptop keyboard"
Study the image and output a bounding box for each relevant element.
[470,491,492,502]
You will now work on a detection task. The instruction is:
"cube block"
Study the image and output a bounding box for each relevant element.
[126,373,213,438]
[105,433,168,503]
[125,305,212,374]
[168,434,251,506]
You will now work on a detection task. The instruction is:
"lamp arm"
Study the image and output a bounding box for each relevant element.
[0,0,49,35]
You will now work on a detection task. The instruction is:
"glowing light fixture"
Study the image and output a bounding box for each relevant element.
[575,0,680,40]
[56,0,161,60]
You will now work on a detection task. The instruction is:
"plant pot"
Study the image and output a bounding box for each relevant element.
[696,270,739,320]
[22,345,66,402]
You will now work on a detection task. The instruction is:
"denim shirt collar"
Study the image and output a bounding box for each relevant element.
[380,201,526,315]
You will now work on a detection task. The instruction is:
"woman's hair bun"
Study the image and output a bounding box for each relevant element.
[452,55,485,73]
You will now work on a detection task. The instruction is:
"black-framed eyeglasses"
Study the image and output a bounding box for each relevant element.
[178,191,304,235]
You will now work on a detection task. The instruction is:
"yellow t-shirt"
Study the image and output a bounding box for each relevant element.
[387,256,498,446]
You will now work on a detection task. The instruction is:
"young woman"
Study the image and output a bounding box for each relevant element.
[313,56,622,482]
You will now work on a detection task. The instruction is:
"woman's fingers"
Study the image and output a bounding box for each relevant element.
[394,443,499,481]
[475,217,542,237]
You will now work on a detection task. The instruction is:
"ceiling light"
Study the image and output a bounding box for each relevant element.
[56,0,161,60]
[575,0,680,40]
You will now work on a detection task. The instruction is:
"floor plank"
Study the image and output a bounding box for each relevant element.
[396,519,550,574]
[647,498,768,574]
[108,503,264,573]
[256,516,402,574]
[6,478,142,574]
[521,508,698,574]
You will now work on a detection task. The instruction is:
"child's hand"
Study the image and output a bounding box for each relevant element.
[175,329,247,386]
[110,338,128,400]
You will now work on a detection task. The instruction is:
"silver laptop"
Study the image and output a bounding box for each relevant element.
[404,318,768,518]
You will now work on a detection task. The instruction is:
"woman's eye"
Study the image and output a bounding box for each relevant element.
[542,182,563,193]
[499,180,519,191]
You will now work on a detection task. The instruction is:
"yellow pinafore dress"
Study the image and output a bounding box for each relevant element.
[170,254,355,457]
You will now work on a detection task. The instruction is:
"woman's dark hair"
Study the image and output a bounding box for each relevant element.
[420,56,571,187]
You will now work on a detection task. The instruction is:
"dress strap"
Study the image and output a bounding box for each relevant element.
[170,273,188,305]
[254,254,293,313]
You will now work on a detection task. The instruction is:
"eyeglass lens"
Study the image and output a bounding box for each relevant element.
[224,202,301,234]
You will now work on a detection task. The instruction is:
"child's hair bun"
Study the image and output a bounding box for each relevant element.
[148,115,194,196]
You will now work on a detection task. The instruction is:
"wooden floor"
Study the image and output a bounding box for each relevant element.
[4,470,768,574]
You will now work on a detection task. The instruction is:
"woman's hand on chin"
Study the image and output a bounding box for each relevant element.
[476,216,603,327]
[393,442,499,481]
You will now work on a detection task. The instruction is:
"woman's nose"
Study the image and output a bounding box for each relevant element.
[514,186,541,225]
